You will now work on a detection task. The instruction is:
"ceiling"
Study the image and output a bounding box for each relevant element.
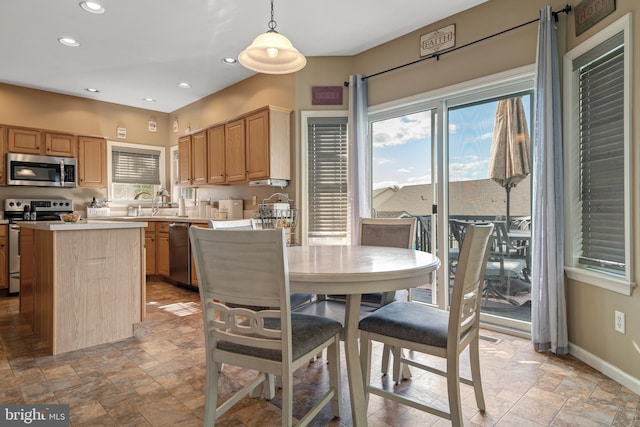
[0,0,487,113]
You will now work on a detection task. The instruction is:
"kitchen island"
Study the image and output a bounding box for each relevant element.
[19,220,147,355]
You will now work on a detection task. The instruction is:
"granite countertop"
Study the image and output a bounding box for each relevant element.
[0,219,8,225]
[18,220,148,231]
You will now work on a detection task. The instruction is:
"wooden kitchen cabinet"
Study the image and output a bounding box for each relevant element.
[144,222,157,275]
[156,222,170,277]
[245,106,291,181]
[8,128,42,155]
[78,136,107,188]
[178,131,207,186]
[206,125,226,184]
[224,119,247,183]
[0,127,6,185]
[178,135,191,185]
[6,128,75,157]
[0,225,7,291]
[44,132,76,157]
[179,105,291,186]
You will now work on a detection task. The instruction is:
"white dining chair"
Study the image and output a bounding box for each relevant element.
[208,218,256,229]
[358,223,494,426]
[190,227,342,426]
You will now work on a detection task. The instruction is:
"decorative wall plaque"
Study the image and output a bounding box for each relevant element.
[312,86,343,105]
[116,127,127,139]
[574,0,616,36]
[420,24,456,57]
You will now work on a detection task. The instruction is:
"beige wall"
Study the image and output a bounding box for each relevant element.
[1,0,638,388]
[0,83,169,145]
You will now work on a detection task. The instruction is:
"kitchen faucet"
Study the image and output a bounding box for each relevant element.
[133,191,159,216]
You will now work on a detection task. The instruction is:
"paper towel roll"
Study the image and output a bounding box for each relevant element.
[178,197,186,217]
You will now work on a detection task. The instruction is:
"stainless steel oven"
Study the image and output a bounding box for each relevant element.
[3,198,74,295]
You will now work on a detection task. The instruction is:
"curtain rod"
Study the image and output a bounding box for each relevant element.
[344,4,572,86]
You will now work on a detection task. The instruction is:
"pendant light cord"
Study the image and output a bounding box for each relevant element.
[268,0,277,32]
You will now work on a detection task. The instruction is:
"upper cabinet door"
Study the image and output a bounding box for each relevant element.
[78,136,106,188]
[8,128,42,155]
[178,135,192,186]
[224,119,246,183]
[245,109,270,180]
[207,125,226,184]
[45,133,76,157]
[191,131,207,186]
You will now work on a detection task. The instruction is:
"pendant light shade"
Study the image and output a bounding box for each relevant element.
[238,0,306,74]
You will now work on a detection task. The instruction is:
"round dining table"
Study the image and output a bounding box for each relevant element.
[287,245,440,427]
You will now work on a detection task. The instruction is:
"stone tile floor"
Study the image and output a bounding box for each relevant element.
[0,281,638,426]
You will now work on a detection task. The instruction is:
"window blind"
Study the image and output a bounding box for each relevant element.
[576,37,625,271]
[307,117,349,240]
[112,146,161,185]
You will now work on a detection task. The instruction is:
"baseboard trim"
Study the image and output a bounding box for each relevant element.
[569,343,640,396]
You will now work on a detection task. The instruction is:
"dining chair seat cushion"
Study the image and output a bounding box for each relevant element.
[290,293,315,309]
[359,301,448,349]
[218,313,342,361]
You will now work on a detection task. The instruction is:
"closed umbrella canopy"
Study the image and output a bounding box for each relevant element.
[488,97,531,225]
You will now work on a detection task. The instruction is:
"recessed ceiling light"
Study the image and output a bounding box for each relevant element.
[85,88,99,93]
[177,82,192,89]
[79,1,105,14]
[222,57,237,65]
[58,37,80,47]
[143,98,156,102]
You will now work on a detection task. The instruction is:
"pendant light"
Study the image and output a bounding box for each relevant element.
[238,0,306,74]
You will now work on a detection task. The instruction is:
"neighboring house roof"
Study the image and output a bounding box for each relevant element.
[373,176,531,217]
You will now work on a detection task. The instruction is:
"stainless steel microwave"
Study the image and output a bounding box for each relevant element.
[7,153,78,187]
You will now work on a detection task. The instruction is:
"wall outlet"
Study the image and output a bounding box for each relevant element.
[614,310,625,334]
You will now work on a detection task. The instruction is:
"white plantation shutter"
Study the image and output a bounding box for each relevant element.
[307,117,349,242]
[574,33,625,271]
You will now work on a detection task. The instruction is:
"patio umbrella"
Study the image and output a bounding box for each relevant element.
[488,97,530,226]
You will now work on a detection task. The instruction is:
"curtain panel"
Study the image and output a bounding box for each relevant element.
[348,74,371,244]
[531,5,568,354]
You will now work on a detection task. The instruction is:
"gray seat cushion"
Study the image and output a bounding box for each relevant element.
[217,313,342,361]
[359,301,449,348]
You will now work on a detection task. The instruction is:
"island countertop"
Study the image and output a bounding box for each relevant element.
[18,219,148,231]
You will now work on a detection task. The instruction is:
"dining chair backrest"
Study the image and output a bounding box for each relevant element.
[359,217,416,249]
[191,227,290,320]
[208,218,256,230]
[189,226,342,425]
[449,223,494,345]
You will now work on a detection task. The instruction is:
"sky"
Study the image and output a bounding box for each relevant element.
[371,95,532,190]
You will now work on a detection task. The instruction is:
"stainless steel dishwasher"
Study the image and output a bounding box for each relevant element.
[168,222,191,286]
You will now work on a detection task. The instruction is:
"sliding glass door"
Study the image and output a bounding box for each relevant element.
[369,70,534,334]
